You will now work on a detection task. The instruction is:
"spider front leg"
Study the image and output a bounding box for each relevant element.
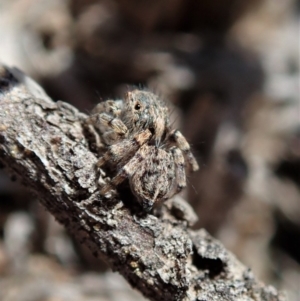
[88,99,128,145]
[97,129,152,168]
[99,147,143,197]
[96,113,129,145]
[91,99,122,116]
[87,100,126,147]
[170,129,199,172]
[97,130,152,194]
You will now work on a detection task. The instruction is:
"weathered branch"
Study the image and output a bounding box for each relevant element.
[0,64,285,301]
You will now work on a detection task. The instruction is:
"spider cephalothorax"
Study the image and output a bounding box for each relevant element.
[88,89,198,211]
[121,89,169,142]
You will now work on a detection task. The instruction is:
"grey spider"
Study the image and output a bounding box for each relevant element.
[88,89,199,212]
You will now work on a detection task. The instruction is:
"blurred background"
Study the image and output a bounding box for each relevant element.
[0,0,299,300]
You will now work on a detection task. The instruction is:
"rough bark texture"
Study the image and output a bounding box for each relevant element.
[0,64,286,301]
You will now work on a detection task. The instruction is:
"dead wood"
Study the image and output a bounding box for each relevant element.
[0,64,286,301]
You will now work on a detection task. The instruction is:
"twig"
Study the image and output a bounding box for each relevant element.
[0,64,286,301]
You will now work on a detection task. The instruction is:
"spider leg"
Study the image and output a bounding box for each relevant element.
[97,129,152,168]
[102,130,125,145]
[170,147,187,194]
[98,113,128,141]
[91,99,122,116]
[99,148,143,195]
[87,100,126,146]
[170,129,199,172]
[97,130,151,196]
[85,123,105,150]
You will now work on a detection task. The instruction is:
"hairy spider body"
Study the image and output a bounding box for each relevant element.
[88,89,198,211]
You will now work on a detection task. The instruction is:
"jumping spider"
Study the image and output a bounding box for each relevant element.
[88,89,199,212]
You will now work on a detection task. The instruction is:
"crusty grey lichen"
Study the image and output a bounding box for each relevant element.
[0,65,286,301]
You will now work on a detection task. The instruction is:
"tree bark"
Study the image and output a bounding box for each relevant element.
[0,64,286,301]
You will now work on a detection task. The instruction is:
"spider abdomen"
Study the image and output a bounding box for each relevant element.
[129,146,178,211]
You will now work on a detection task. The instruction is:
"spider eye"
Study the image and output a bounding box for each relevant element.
[134,103,141,110]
